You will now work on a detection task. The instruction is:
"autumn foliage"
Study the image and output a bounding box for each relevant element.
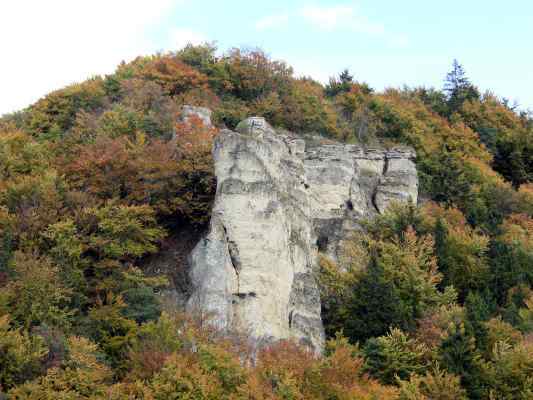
[0,46,532,398]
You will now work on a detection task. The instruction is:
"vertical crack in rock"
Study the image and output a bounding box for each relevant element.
[288,310,294,328]
[186,112,418,353]
[371,155,390,214]
[371,188,380,214]
[223,224,242,296]
[383,154,390,176]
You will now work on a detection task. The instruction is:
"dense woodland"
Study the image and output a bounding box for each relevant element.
[0,44,532,399]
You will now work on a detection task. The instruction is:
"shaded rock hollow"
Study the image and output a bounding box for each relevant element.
[186,113,418,352]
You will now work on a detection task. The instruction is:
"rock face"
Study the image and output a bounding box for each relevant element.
[181,105,213,127]
[186,116,418,352]
[305,141,417,262]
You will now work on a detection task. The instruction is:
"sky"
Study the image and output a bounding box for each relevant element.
[1,0,533,115]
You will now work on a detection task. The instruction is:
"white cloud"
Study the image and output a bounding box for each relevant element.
[255,14,289,30]
[170,28,208,50]
[300,4,384,34]
[0,0,185,115]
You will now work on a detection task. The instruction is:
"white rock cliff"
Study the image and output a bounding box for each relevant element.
[186,115,418,352]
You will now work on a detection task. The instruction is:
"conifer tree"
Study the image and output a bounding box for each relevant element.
[443,59,480,115]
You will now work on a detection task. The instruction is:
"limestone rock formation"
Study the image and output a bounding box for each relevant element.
[305,143,417,261]
[181,105,213,127]
[186,115,418,353]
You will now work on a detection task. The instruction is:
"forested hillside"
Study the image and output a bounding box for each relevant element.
[0,44,532,399]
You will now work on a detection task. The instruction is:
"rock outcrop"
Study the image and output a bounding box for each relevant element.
[186,115,418,353]
[181,105,213,127]
[304,140,417,262]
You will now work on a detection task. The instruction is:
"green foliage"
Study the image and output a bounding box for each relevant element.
[281,78,339,135]
[0,46,532,398]
[517,293,533,333]
[339,260,409,342]
[0,207,14,274]
[0,315,47,391]
[363,328,431,384]
[489,214,533,305]
[322,205,456,343]
[465,291,496,353]
[96,103,140,138]
[438,322,487,399]
[484,317,523,356]
[26,78,107,136]
[325,69,355,97]
[85,203,164,260]
[423,203,490,299]
[443,59,480,116]
[459,93,533,187]
[482,340,533,399]
[397,364,468,400]
[87,294,138,372]
[121,286,162,324]
[8,336,112,399]
[2,251,73,330]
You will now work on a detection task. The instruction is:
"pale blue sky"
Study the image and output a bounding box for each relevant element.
[1,0,532,115]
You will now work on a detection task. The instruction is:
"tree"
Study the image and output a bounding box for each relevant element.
[323,205,456,343]
[0,207,14,276]
[438,322,487,399]
[363,328,431,384]
[8,336,112,398]
[423,203,490,299]
[26,78,107,137]
[0,315,47,392]
[325,68,355,97]
[3,251,73,330]
[482,340,533,399]
[489,214,533,305]
[398,364,468,400]
[443,59,480,115]
[341,260,409,341]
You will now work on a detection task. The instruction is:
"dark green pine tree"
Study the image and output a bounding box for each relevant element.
[439,323,487,399]
[429,147,473,208]
[443,59,480,115]
[342,261,409,343]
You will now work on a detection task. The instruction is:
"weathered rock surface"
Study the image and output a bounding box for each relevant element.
[305,143,417,261]
[181,105,213,127]
[186,115,418,352]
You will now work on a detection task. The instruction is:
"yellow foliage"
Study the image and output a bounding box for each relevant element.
[398,364,467,400]
[4,251,73,330]
[0,315,48,391]
[499,213,533,251]
[9,336,111,399]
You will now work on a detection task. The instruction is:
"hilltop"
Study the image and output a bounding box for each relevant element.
[0,45,532,398]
